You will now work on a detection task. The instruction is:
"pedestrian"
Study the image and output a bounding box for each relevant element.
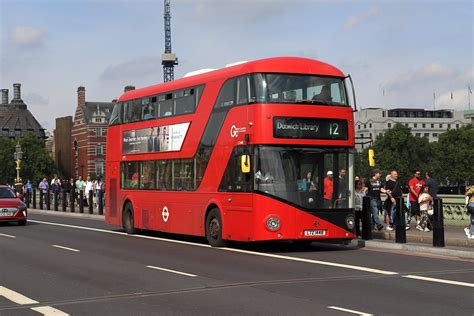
[365,169,386,231]
[84,176,93,207]
[14,177,24,199]
[97,176,105,210]
[384,170,402,230]
[407,170,424,230]
[63,178,71,206]
[424,171,438,199]
[24,179,33,204]
[38,178,49,201]
[464,182,474,239]
[354,179,366,237]
[418,185,432,232]
[51,175,61,202]
[75,176,85,204]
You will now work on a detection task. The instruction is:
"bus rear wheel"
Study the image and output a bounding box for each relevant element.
[123,203,138,234]
[205,208,227,247]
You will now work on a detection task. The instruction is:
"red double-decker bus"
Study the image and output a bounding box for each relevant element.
[106,57,356,246]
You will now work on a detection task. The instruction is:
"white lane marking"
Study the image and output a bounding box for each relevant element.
[328,306,373,315]
[146,265,197,277]
[222,247,398,275]
[0,285,38,305]
[0,233,16,238]
[30,220,398,275]
[403,275,474,288]
[52,245,80,252]
[31,306,70,315]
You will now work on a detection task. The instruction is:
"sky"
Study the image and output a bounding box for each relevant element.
[0,0,473,132]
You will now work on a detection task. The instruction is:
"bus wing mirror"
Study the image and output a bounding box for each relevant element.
[241,155,251,173]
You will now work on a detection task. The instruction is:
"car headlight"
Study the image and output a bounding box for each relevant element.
[265,216,281,232]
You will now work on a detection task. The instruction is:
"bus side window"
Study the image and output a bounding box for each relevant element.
[236,76,249,105]
[159,93,173,117]
[175,88,195,115]
[215,79,235,108]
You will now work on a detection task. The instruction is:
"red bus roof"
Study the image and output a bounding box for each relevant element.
[117,57,346,103]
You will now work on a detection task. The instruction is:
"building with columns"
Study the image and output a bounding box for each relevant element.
[70,87,115,178]
[0,84,46,140]
[354,107,471,150]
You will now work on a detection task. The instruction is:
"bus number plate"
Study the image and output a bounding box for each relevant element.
[304,229,326,236]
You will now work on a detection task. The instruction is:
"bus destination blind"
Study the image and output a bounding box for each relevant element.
[273,117,348,140]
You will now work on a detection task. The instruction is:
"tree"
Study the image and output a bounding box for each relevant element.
[19,133,58,184]
[360,123,434,183]
[0,133,58,185]
[0,138,16,184]
[432,125,474,186]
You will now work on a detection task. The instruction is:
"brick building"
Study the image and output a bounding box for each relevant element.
[71,87,115,178]
[54,116,73,178]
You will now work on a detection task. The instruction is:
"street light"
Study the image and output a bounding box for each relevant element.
[13,142,23,181]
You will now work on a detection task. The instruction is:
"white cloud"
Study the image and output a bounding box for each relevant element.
[387,61,457,90]
[99,56,161,82]
[10,26,45,46]
[23,93,49,107]
[458,68,474,82]
[343,6,379,31]
[436,89,473,111]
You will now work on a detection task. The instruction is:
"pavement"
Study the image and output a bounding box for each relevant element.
[28,208,474,260]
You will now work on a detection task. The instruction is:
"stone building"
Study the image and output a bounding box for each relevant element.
[354,107,471,150]
[70,87,115,178]
[0,84,46,140]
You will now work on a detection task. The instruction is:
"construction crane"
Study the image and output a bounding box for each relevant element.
[162,0,178,82]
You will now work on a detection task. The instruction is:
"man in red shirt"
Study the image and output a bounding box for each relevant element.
[324,171,333,208]
[408,169,425,230]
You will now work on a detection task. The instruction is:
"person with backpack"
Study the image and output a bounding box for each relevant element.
[464,183,474,239]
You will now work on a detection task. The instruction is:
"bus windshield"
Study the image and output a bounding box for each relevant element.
[262,74,348,106]
[255,146,353,210]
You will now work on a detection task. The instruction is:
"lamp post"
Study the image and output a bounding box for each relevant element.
[13,142,23,181]
[74,139,78,179]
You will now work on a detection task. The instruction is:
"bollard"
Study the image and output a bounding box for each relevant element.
[88,193,93,214]
[395,196,406,243]
[39,189,43,210]
[46,188,51,210]
[54,191,59,211]
[361,196,372,240]
[62,189,67,212]
[70,190,75,213]
[98,191,104,215]
[25,191,30,208]
[432,198,445,247]
[33,187,37,209]
[79,190,84,213]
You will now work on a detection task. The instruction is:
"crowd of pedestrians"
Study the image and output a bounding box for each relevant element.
[354,169,444,237]
[9,175,105,211]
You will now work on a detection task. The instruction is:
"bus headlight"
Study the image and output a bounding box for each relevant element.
[265,216,281,232]
[346,215,355,230]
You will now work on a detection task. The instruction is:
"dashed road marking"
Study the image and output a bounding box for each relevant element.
[328,306,373,315]
[29,219,474,288]
[52,245,80,252]
[0,233,16,238]
[31,306,70,315]
[403,275,474,288]
[0,285,69,315]
[146,265,197,277]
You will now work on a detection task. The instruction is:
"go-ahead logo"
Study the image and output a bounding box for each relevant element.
[230,125,246,138]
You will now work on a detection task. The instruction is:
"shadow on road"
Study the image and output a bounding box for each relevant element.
[111,228,358,254]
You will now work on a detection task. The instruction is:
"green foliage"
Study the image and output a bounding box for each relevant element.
[355,123,474,186]
[0,133,58,185]
[431,125,474,185]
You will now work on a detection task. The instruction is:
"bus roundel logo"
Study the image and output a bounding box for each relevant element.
[162,206,169,222]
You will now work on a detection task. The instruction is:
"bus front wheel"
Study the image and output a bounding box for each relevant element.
[123,203,138,234]
[205,208,227,247]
